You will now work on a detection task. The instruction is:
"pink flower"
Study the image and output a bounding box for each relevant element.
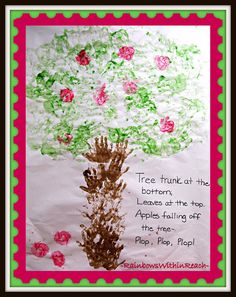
[155,56,170,70]
[57,133,73,145]
[123,81,138,94]
[118,46,135,61]
[94,83,109,106]
[76,49,91,66]
[60,88,74,102]
[31,242,49,257]
[51,251,65,267]
[160,116,175,133]
[54,231,71,245]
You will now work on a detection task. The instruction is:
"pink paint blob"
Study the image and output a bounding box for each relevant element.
[155,55,170,70]
[54,231,71,245]
[160,116,175,133]
[118,46,135,61]
[31,242,49,257]
[76,49,91,66]
[123,81,138,94]
[57,133,73,145]
[51,251,65,267]
[60,88,74,102]
[13,12,223,285]
[94,83,109,106]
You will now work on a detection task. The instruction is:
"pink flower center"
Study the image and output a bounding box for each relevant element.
[31,242,49,257]
[155,56,170,71]
[118,46,135,61]
[94,83,109,106]
[51,251,65,267]
[60,89,74,102]
[160,116,175,133]
[54,231,71,245]
[76,49,91,66]
[123,81,138,94]
[57,133,73,145]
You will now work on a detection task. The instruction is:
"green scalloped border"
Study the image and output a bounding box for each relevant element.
[9,9,226,288]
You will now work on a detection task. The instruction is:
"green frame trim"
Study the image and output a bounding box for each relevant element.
[9,9,226,288]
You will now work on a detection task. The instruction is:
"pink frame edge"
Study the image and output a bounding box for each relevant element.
[13,12,223,284]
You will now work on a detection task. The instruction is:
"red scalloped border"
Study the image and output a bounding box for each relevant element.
[13,12,223,285]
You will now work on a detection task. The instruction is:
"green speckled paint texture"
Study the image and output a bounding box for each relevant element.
[10,9,226,288]
[26,26,206,159]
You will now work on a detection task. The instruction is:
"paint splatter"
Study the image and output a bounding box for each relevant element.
[60,88,74,102]
[94,83,109,106]
[155,55,170,70]
[57,133,73,145]
[123,81,138,94]
[125,87,157,113]
[51,251,65,267]
[31,242,49,257]
[76,49,91,66]
[118,46,135,61]
[160,116,175,133]
[54,231,71,245]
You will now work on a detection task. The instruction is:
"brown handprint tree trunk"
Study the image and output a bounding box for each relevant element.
[78,136,131,270]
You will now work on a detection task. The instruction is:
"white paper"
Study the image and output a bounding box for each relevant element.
[26,26,210,271]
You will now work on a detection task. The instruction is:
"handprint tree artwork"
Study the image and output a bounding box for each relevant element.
[26,26,206,269]
[78,137,131,270]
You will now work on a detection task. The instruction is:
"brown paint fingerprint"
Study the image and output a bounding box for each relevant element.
[78,136,131,270]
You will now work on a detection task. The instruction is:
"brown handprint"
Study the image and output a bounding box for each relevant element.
[102,179,127,200]
[106,154,129,182]
[80,168,103,194]
[113,140,132,160]
[83,136,113,163]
